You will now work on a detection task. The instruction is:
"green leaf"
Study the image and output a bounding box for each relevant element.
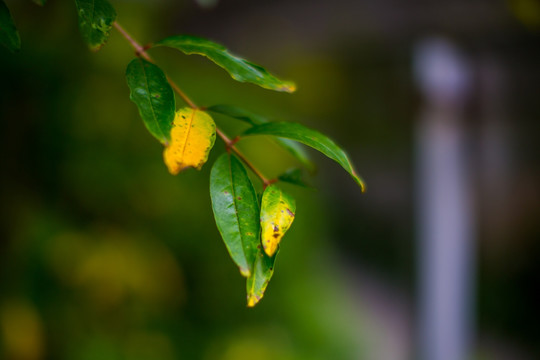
[0,0,21,52]
[74,0,116,51]
[246,249,277,307]
[32,0,47,6]
[207,104,314,171]
[260,184,296,257]
[278,168,313,189]
[210,153,260,278]
[243,122,366,191]
[126,58,176,145]
[154,35,296,93]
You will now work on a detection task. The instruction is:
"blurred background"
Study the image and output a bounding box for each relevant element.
[1,0,539,359]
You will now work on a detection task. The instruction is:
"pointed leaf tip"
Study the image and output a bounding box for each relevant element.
[353,171,366,192]
[247,296,258,307]
[163,108,216,174]
[246,250,278,307]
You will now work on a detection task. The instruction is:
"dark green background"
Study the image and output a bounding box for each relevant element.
[1,0,539,359]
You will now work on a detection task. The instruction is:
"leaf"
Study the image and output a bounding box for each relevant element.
[278,168,313,189]
[74,0,116,51]
[210,153,260,277]
[164,108,216,174]
[246,249,277,307]
[32,0,47,6]
[126,58,176,144]
[207,104,315,171]
[243,122,366,191]
[154,35,296,93]
[260,184,296,257]
[0,0,21,52]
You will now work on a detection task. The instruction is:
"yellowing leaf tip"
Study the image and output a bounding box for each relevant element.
[352,171,366,192]
[263,236,278,257]
[247,294,261,307]
[240,268,251,278]
[282,82,296,93]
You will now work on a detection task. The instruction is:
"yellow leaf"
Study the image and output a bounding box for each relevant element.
[163,108,216,174]
[260,185,296,256]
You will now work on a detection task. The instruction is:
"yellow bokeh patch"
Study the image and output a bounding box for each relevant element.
[163,108,216,174]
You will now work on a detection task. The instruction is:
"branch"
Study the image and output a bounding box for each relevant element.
[216,129,270,185]
[113,22,196,109]
[113,21,271,185]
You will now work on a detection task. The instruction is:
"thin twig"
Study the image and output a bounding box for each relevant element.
[113,22,146,56]
[113,21,271,185]
[216,128,270,185]
[113,22,197,109]
[166,75,198,109]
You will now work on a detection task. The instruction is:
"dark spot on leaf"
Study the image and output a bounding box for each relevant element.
[273,234,279,238]
[224,191,229,195]
[155,94,160,98]
[182,115,186,119]
[280,201,285,204]
[237,197,242,200]
[273,225,279,232]
[286,208,294,217]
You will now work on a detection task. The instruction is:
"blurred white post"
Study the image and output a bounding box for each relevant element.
[414,38,475,360]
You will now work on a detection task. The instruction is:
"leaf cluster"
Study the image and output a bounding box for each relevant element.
[1,0,365,306]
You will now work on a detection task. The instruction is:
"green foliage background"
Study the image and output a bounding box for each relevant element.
[0,1,374,359]
[4,0,539,359]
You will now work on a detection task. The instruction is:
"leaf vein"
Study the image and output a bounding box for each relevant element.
[228,156,249,270]
[139,59,165,140]
[179,109,196,161]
